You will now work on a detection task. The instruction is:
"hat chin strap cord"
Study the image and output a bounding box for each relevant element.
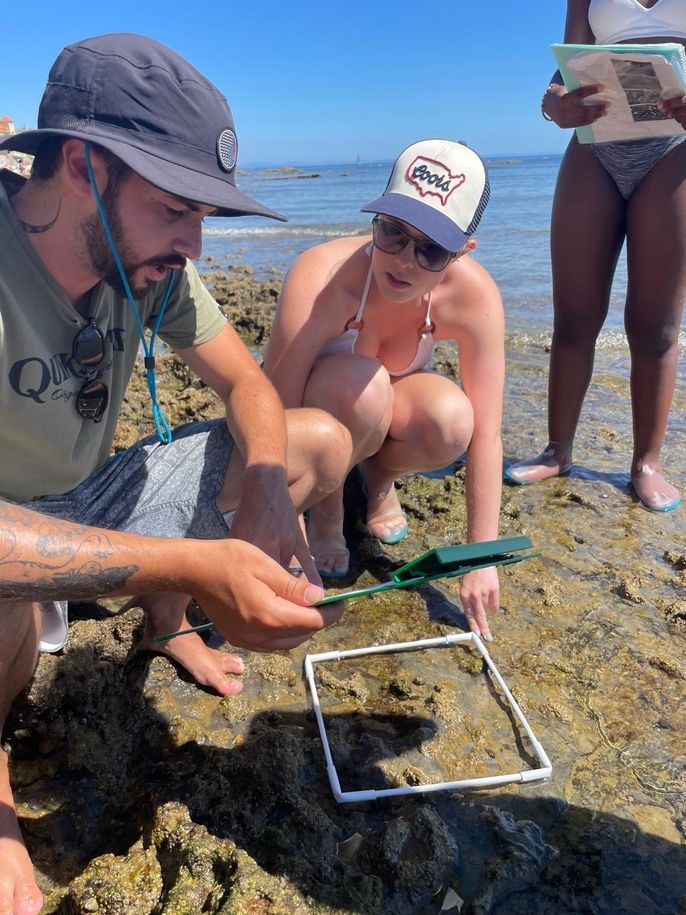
[84,142,174,444]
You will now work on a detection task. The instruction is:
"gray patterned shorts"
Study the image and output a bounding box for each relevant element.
[27,419,235,538]
[24,420,235,651]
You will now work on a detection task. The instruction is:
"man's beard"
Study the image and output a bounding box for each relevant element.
[81,189,186,298]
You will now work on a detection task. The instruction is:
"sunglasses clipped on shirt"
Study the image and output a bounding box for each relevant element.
[371,216,455,272]
[72,318,109,423]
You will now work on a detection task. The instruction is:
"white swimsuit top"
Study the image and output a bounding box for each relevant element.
[318,262,436,377]
[589,0,686,45]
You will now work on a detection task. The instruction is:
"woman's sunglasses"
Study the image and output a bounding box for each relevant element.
[371,216,455,272]
[72,319,109,423]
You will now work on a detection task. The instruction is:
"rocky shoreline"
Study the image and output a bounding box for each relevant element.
[8,266,686,915]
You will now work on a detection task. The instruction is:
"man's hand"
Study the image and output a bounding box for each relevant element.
[228,466,321,586]
[0,500,336,651]
[189,537,337,651]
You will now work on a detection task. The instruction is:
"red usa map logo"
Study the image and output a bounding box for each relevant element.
[405,156,465,206]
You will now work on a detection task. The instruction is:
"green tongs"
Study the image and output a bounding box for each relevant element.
[154,535,538,642]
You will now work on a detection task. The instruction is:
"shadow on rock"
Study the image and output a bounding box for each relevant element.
[5,619,686,915]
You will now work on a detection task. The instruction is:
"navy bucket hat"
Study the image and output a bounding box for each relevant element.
[0,33,285,220]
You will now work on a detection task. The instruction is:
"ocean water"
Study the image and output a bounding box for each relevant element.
[199,154,684,450]
[200,154,632,337]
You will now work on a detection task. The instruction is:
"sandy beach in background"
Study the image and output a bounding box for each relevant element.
[7,267,686,914]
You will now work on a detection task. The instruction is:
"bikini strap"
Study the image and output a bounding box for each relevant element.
[343,260,374,331]
[418,291,435,335]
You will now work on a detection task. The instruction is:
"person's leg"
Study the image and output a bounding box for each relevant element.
[138,409,352,675]
[363,372,474,541]
[0,603,44,915]
[623,142,686,510]
[218,400,357,576]
[219,405,355,517]
[135,594,247,695]
[505,138,626,483]
[27,414,348,694]
[298,353,394,571]
[26,423,250,697]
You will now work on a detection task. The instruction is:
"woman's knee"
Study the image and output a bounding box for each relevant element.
[297,409,353,488]
[419,398,474,466]
[552,305,607,348]
[625,311,682,359]
[443,401,474,457]
[305,355,392,430]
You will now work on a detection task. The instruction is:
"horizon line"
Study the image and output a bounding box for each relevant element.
[239,151,564,169]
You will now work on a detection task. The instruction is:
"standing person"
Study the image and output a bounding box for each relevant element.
[505,0,686,511]
[0,33,352,914]
[264,139,505,638]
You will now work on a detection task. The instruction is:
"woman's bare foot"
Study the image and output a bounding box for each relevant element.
[504,445,571,485]
[0,750,44,915]
[307,503,350,577]
[631,464,681,512]
[131,595,245,696]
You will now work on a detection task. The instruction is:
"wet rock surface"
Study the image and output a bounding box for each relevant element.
[6,267,686,914]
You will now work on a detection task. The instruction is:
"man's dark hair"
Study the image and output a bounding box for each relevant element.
[30,136,66,180]
[31,138,131,194]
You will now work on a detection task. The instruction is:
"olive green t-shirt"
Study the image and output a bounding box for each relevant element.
[0,175,227,501]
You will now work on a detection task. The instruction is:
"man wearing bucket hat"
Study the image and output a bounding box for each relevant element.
[0,33,352,912]
[264,138,505,624]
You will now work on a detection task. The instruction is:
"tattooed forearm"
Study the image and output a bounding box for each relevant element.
[0,501,141,601]
[34,528,117,564]
[0,565,139,601]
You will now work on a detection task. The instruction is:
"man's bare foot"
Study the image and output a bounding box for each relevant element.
[130,595,245,697]
[307,504,349,578]
[364,479,408,545]
[631,464,681,512]
[0,750,44,915]
[504,446,571,485]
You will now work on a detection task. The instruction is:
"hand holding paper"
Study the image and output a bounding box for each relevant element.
[552,42,686,143]
[543,83,608,129]
[659,92,686,129]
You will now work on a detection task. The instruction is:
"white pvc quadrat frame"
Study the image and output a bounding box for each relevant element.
[304,632,552,803]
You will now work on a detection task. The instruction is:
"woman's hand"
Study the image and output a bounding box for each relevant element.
[459,566,500,641]
[658,94,686,129]
[543,83,607,128]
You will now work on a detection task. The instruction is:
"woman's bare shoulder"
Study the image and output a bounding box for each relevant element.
[280,235,371,322]
[434,254,504,338]
[290,235,370,281]
[446,253,501,305]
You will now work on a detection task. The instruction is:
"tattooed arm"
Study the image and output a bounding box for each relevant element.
[0,500,338,651]
[0,501,143,602]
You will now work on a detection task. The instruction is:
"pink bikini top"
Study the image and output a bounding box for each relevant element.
[317,262,435,377]
[589,0,686,44]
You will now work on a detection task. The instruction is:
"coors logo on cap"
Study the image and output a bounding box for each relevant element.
[405,156,466,207]
[361,138,490,253]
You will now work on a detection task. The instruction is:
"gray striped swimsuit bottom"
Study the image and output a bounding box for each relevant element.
[592,135,686,200]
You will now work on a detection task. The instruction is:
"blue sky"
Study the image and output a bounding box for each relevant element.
[2,0,569,165]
